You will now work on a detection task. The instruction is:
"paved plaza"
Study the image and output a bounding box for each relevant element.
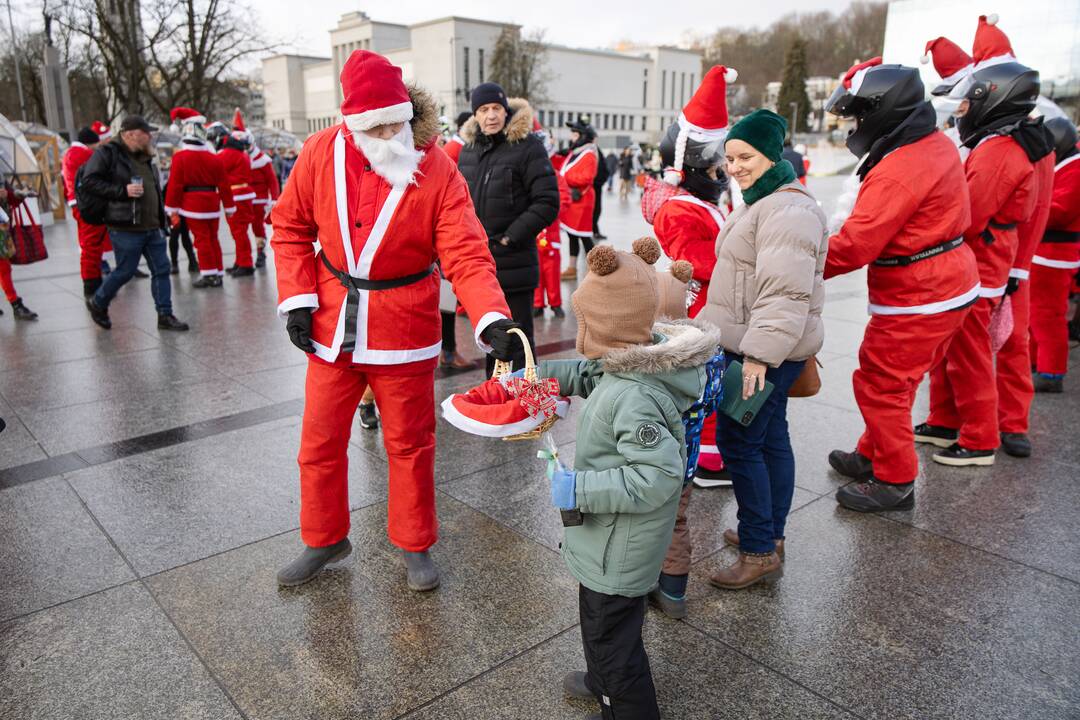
[1,179,1078,719]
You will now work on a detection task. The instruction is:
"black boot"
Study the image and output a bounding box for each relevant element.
[403,550,439,591]
[836,477,914,512]
[358,402,379,430]
[913,422,958,448]
[255,250,267,269]
[157,314,190,331]
[169,255,180,275]
[552,306,566,318]
[82,278,103,298]
[85,297,111,329]
[192,275,220,289]
[230,266,256,277]
[1033,374,1064,393]
[532,306,544,318]
[10,298,37,321]
[1000,432,1031,458]
[828,449,873,480]
[276,538,352,587]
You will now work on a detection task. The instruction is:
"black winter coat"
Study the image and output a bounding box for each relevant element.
[80,138,166,230]
[458,100,559,292]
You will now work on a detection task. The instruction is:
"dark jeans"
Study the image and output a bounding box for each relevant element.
[441,310,457,353]
[715,354,806,554]
[95,229,172,315]
[579,585,660,720]
[592,187,604,235]
[567,233,594,258]
[484,289,535,376]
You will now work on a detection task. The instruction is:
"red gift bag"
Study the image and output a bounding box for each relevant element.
[8,201,47,266]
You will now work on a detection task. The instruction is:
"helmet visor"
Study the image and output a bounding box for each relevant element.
[826,86,872,118]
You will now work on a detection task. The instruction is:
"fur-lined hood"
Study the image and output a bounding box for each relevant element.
[459,97,534,146]
[602,318,722,375]
[407,83,441,150]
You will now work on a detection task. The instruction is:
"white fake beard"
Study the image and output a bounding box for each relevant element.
[349,122,424,187]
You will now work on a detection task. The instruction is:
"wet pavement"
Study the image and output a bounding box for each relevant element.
[1,179,1078,719]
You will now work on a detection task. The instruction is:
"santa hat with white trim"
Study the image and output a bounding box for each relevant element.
[339,50,413,131]
[922,37,974,96]
[91,120,112,141]
[171,107,207,125]
[441,375,569,439]
[663,64,737,186]
[972,14,1015,71]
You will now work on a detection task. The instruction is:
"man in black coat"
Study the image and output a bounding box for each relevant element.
[458,82,560,373]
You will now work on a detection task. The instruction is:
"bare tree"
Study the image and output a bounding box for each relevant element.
[488,27,550,104]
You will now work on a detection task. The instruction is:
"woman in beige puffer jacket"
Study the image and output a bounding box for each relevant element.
[697,109,828,591]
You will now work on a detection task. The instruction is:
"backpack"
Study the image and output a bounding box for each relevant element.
[593,149,609,187]
[74,161,108,225]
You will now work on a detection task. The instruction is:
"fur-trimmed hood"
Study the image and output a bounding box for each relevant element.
[601,318,722,375]
[459,97,534,146]
[407,83,441,150]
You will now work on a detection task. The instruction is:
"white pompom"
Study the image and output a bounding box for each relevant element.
[920,54,931,65]
[986,13,998,25]
[663,169,682,186]
[724,67,738,83]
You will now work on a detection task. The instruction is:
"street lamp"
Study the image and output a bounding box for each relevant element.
[5,0,27,121]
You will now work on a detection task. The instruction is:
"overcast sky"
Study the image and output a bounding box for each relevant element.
[256,0,859,57]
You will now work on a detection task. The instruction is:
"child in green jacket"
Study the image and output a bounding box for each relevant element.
[536,238,721,719]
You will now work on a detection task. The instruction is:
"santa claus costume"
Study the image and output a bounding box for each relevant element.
[62,125,112,297]
[824,59,979,511]
[1029,117,1080,393]
[213,115,257,276]
[534,121,569,316]
[234,110,280,269]
[163,107,235,288]
[558,120,599,280]
[271,50,516,589]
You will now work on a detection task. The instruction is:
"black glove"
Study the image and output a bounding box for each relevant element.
[482,319,524,360]
[1005,277,1021,296]
[286,308,315,353]
[570,187,583,202]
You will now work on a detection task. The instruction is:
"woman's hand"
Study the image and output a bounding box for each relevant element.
[742,359,768,400]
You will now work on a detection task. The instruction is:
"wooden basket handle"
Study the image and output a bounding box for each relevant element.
[491,327,537,380]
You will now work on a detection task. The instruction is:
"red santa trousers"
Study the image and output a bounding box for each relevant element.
[299,357,437,551]
[188,217,223,274]
[996,282,1034,434]
[226,200,255,268]
[0,258,16,302]
[534,248,563,308]
[75,209,110,281]
[926,298,999,450]
[855,309,969,484]
[1029,263,1074,375]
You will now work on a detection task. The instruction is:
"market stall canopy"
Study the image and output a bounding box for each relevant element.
[0,113,41,176]
[251,127,302,153]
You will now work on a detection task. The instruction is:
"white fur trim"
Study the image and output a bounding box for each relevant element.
[1008,268,1030,280]
[673,120,690,174]
[921,54,931,65]
[231,191,256,201]
[663,169,683,186]
[1032,256,1080,269]
[668,194,728,229]
[71,141,88,150]
[343,100,413,132]
[178,115,207,125]
[1055,154,1080,172]
[250,154,272,169]
[440,394,569,438]
[868,283,981,315]
[277,293,319,318]
[973,54,1016,72]
[986,13,998,25]
[474,311,508,353]
[560,223,592,238]
[724,67,738,83]
[939,65,973,86]
[978,283,1008,298]
[67,198,77,207]
[179,209,224,220]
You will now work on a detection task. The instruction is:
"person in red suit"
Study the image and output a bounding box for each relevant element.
[210,117,257,277]
[163,107,236,288]
[1029,117,1080,394]
[62,126,111,297]
[558,120,598,280]
[822,59,979,511]
[917,52,1050,467]
[271,50,520,589]
[248,142,280,269]
[533,120,568,317]
[443,111,471,165]
[0,188,38,320]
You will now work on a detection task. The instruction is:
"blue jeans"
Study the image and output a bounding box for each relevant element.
[95,229,172,315]
[716,355,806,554]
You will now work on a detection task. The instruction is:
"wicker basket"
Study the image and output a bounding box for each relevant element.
[492,328,561,442]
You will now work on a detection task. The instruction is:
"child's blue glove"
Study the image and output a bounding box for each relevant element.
[549,467,577,510]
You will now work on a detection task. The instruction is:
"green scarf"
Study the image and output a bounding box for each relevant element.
[741,159,798,206]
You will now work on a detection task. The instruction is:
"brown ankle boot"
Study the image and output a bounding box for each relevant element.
[560,265,577,280]
[721,528,785,561]
[709,551,783,590]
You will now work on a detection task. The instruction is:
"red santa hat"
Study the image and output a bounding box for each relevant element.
[339,50,413,131]
[972,14,1015,70]
[91,120,112,141]
[841,57,883,94]
[440,376,569,439]
[170,106,206,125]
[922,37,974,86]
[232,108,246,132]
[664,64,737,185]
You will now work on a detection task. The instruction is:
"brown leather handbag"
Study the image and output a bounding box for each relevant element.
[788,355,822,398]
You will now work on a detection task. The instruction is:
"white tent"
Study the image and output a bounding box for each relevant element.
[0,113,41,177]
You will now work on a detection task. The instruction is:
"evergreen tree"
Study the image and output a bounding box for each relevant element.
[776,36,813,134]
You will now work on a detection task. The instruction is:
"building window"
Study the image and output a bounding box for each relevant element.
[464,46,470,90]
[558,110,564,126]
[621,115,626,130]
[680,73,686,106]
[642,115,647,131]
[629,116,634,131]
[661,70,667,109]
[479,48,485,83]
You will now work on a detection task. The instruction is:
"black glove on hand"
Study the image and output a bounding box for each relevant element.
[482,319,524,360]
[286,308,316,353]
[570,187,583,202]
[1005,277,1021,296]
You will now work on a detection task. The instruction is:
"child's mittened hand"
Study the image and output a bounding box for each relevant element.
[550,469,577,510]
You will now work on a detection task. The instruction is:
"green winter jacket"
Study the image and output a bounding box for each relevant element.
[539,319,722,597]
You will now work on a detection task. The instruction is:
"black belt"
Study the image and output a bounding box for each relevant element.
[874,237,964,267]
[1043,229,1080,244]
[184,185,217,192]
[319,252,435,353]
[981,221,1017,245]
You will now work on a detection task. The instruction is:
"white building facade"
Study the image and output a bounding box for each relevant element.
[261,12,703,148]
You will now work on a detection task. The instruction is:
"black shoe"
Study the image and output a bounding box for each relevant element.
[647,585,687,619]
[192,275,218,289]
[157,314,190,331]
[188,260,200,274]
[225,264,239,276]
[403,550,440,591]
[828,449,874,480]
[85,297,111,329]
[276,538,352,587]
[255,250,267,269]
[169,257,180,275]
[532,306,544,318]
[133,268,150,279]
[593,233,607,241]
[358,402,379,430]
[1033,374,1064,393]
[10,298,37,321]
[1000,432,1031,458]
[561,671,593,700]
[913,422,958,448]
[932,443,995,467]
[230,266,256,277]
[692,466,732,488]
[836,477,914,512]
[82,278,103,298]
[552,306,566,318]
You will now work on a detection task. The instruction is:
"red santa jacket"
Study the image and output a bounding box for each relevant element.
[825,131,980,314]
[653,195,725,317]
[249,149,281,207]
[1034,154,1080,268]
[558,144,598,236]
[1010,152,1055,280]
[964,135,1037,298]
[219,146,255,202]
[270,125,510,365]
[543,155,571,249]
[164,140,235,219]
[62,143,94,208]
[444,135,464,164]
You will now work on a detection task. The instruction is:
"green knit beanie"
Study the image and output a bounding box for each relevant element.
[726,109,787,162]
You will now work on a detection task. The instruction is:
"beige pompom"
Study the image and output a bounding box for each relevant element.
[586,245,619,276]
[632,237,661,265]
[670,260,694,284]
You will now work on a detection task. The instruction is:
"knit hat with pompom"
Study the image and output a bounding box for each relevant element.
[571,237,661,359]
[655,260,694,320]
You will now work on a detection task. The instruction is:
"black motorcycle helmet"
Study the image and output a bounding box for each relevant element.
[826,63,926,158]
[957,61,1039,146]
[1044,116,1078,164]
[658,120,725,171]
[206,122,229,151]
[566,118,596,146]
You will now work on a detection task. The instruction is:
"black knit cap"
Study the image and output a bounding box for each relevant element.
[76,127,99,145]
[470,82,511,114]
